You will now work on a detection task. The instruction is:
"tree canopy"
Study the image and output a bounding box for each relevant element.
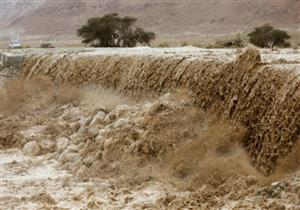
[248,24,290,48]
[77,13,156,47]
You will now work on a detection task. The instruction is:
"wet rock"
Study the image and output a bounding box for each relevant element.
[30,191,56,205]
[22,141,41,156]
[65,152,80,163]
[56,137,69,152]
[39,139,56,153]
[111,118,129,129]
[87,126,99,138]
[104,113,117,123]
[70,159,83,174]
[70,121,81,132]
[79,116,92,127]
[83,156,96,167]
[58,150,80,165]
[90,111,106,126]
[256,181,288,198]
[76,165,88,178]
[147,102,168,115]
[114,104,132,113]
[267,201,286,210]
[65,144,80,153]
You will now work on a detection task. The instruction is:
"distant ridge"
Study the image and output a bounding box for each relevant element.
[2,0,300,40]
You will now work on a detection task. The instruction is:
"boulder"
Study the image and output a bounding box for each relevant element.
[56,137,69,152]
[22,141,41,156]
[90,111,106,126]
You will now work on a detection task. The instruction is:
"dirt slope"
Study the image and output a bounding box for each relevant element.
[3,0,300,39]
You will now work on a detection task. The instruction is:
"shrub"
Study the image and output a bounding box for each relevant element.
[23,45,31,48]
[40,43,55,48]
[158,42,170,48]
[181,41,189,47]
[248,24,290,48]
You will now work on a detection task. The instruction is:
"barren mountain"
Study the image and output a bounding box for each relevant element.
[2,0,300,42]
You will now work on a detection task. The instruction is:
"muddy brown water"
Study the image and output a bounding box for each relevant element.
[19,47,300,174]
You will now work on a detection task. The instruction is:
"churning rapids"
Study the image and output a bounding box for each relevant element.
[0,46,299,210]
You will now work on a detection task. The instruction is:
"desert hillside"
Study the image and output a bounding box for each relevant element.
[3,0,300,41]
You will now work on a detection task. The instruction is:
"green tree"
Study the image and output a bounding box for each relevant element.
[77,13,156,47]
[248,24,290,48]
[135,27,156,46]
